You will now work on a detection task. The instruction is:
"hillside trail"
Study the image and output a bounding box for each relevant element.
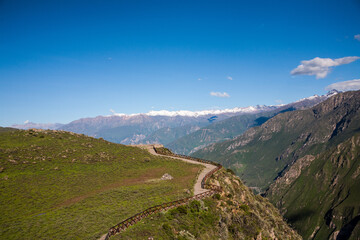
[98,145,218,240]
[137,145,217,195]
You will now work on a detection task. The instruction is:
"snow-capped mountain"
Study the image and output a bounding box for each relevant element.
[11,122,64,130]
[11,91,339,145]
[110,105,275,118]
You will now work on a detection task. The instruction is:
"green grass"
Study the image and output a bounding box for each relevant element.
[0,129,203,239]
[114,199,219,240]
[112,169,301,240]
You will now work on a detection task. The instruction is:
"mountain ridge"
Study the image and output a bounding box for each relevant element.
[192,90,359,190]
[191,90,360,239]
[168,90,338,155]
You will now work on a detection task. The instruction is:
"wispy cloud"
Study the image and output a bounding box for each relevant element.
[110,109,116,114]
[198,78,202,81]
[290,56,360,79]
[210,92,230,98]
[24,120,29,124]
[325,79,360,91]
[227,76,233,80]
[355,34,360,41]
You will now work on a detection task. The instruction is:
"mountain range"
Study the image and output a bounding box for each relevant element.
[12,91,338,148]
[192,90,360,239]
[166,91,338,155]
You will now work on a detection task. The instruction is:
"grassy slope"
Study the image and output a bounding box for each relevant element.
[0,129,202,239]
[112,169,301,240]
[267,133,360,239]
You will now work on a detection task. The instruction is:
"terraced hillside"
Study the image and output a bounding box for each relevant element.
[0,128,202,239]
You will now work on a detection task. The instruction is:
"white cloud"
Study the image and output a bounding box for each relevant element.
[291,56,360,79]
[110,109,116,114]
[355,34,360,41]
[198,78,202,81]
[210,92,230,98]
[227,76,233,80]
[325,79,360,92]
[24,120,29,124]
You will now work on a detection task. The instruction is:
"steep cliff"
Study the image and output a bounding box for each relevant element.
[266,134,360,239]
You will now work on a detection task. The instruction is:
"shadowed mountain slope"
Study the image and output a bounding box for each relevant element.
[266,133,360,239]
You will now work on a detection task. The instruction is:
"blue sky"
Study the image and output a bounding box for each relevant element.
[1,0,360,126]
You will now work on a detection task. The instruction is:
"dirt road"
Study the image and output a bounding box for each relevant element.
[99,145,217,240]
[139,145,217,195]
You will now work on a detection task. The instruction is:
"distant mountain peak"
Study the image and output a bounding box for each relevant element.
[326,89,341,97]
[11,122,64,130]
[110,105,277,118]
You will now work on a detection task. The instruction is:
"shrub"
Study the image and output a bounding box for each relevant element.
[189,200,201,213]
[213,193,221,200]
[170,205,188,217]
[162,223,173,236]
[226,168,236,175]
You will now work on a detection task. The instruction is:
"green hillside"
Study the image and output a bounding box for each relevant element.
[0,129,202,239]
[193,91,360,192]
[113,169,301,240]
[266,133,360,239]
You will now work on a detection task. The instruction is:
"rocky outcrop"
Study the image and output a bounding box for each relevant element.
[266,155,315,201]
[160,173,173,180]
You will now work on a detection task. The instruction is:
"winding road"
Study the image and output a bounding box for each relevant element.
[99,145,219,240]
[138,145,217,195]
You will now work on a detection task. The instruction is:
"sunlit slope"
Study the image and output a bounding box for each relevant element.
[114,169,301,240]
[0,129,202,239]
